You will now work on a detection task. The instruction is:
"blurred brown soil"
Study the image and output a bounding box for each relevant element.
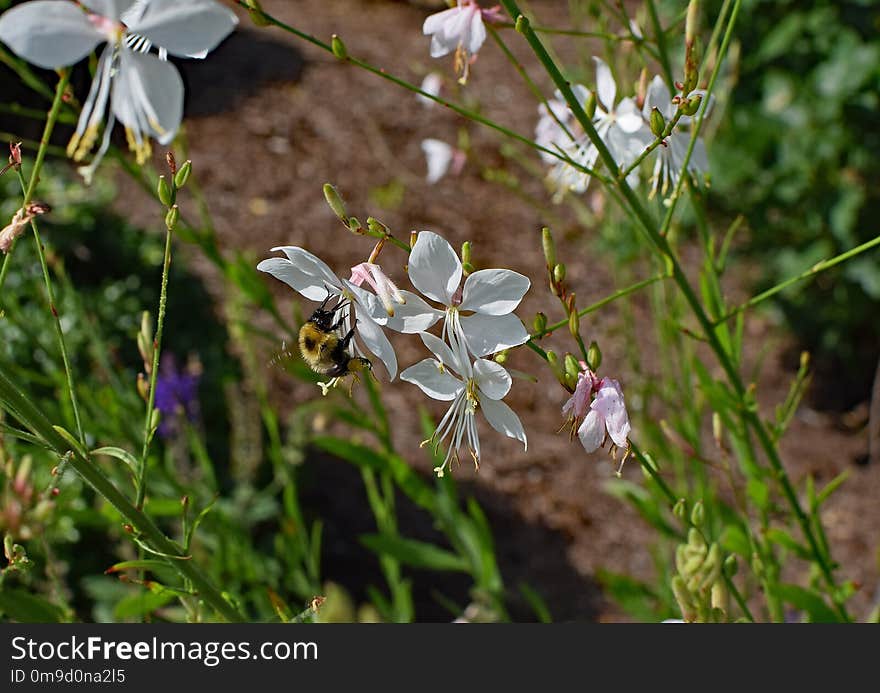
[102,0,878,620]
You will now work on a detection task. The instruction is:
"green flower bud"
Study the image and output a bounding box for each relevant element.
[541,227,556,268]
[681,93,702,117]
[686,0,699,47]
[515,14,530,34]
[462,262,475,275]
[587,341,601,370]
[564,353,580,380]
[461,241,472,266]
[712,412,723,448]
[174,159,192,188]
[150,407,162,435]
[585,91,597,120]
[673,498,687,520]
[323,183,348,221]
[690,500,705,527]
[533,312,547,334]
[671,575,696,623]
[366,217,389,236]
[348,216,362,233]
[157,175,172,207]
[649,107,666,137]
[165,204,179,230]
[553,263,566,284]
[494,350,508,365]
[331,34,348,60]
[723,554,738,577]
[568,310,580,339]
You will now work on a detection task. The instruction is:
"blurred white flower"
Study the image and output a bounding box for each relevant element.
[421,139,465,184]
[423,0,491,83]
[416,72,443,106]
[399,231,530,359]
[643,75,710,198]
[548,58,651,197]
[401,332,527,476]
[534,85,590,164]
[0,0,237,180]
[258,246,402,380]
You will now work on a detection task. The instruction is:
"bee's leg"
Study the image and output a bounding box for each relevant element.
[338,323,357,349]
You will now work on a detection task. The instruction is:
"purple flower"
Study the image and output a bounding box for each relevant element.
[154,353,201,438]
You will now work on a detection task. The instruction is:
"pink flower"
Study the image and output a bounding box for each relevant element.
[561,367,631,454]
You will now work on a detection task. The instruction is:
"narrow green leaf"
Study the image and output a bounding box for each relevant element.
[0,588,65,622]
[92,446,139,472]
[359,534,468,572]
[777,584,840,623]
[765,528,812,561]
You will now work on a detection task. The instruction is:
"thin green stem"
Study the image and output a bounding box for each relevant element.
[713,233,880,325]
[137,227,173,509]
[0,366,244,621]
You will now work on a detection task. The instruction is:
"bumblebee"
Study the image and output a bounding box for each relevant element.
[298,294,372,379]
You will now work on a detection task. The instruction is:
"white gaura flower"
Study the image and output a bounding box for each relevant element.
[643,75,710,198]
[548,58,650,197]
[423,0,498,83]
[258,247,437,382]
[421,139,465,184]
[534,85,590,164]
[416,72,443,106]
[397,231,530,359]
[258,247,399,381]
[0,0,237,179]
[401,332,527,476]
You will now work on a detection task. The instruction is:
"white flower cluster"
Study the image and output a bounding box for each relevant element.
[259,231,530,477]
[534,58,710,199]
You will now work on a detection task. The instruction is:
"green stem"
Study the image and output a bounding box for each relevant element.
[502,0,849,621]
[0,366,244,622]
[713,233,880,325]
[137,227,173,509]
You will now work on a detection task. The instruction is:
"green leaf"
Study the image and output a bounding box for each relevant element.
[777,584,840,623]
[816,471,849,507]
[0,588,66,622]
[595,569,661,622]
[113,588,177,620]
[359,534,468,572]
[765,528,812,561]
[518,582,552,623]
[720,524,751,557]
[91,446,140,472]
[105,559,171,575]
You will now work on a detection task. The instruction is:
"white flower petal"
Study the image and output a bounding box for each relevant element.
[460,313,529,357]
[481,397,527,451]
[459,269,530,315]
[417,72,442,105]
[423,6,459,36]
[616,98,647,134]
[592,379,630,447]
[419,331,463,376]
[113,49,183,145]
[269,246,342,298]
[593,57,616,112]
[0,1,104,70]
[383,290,442,334]
[82,0,135,20]
[644,75,672,119]
[464,7,486,55]
[473,359,511,400]
[129,0,237,58]
[408,231,462,305]
[577,409,605,452]
[354,312,397,380]
[422,139,454,184]
[400,358,462,401]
